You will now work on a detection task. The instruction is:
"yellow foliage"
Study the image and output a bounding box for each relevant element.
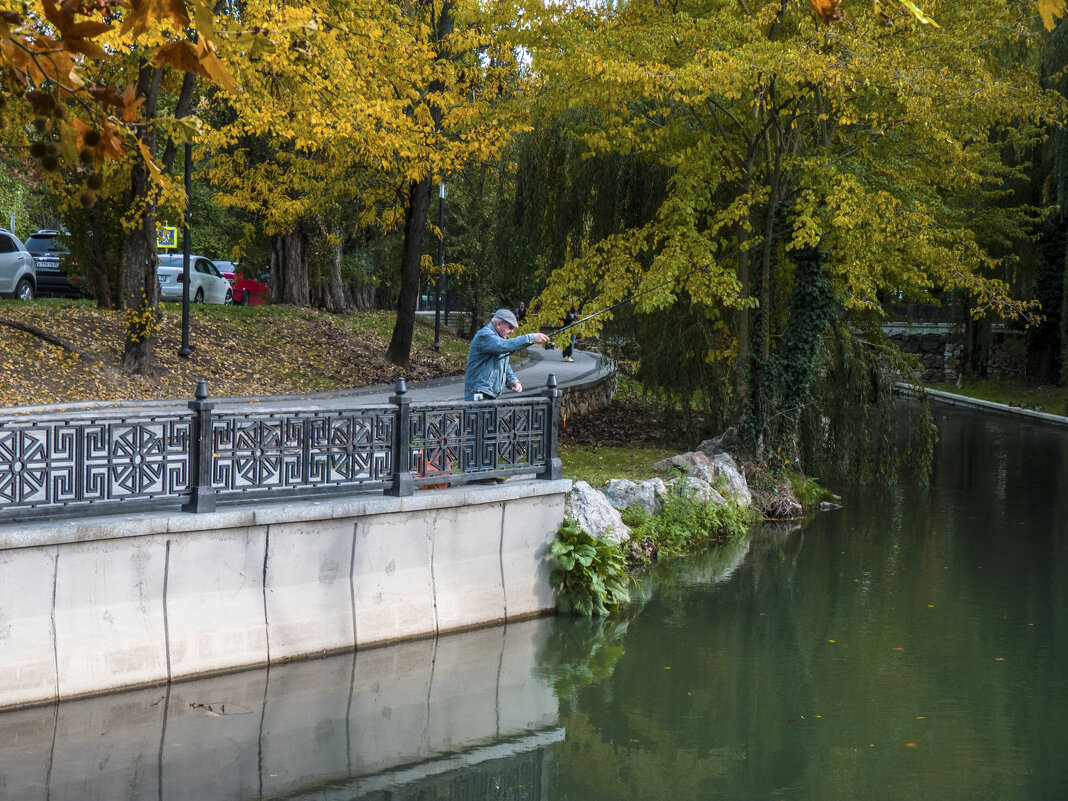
[520,0,1061,352]
[1038,0,1068,29]
[195,0,528,241]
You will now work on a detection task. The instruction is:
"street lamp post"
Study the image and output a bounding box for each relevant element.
[441,182,448,328]
[433,181,445,350]
[177,142,192,358]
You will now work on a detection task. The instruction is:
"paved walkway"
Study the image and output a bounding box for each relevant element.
[222,344,608,409]
[2,343,611,418]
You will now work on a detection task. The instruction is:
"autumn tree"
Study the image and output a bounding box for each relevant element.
[383,3,530,365]
[0,0,242,373]
[516,0,1062,468]
[198,0,443,314]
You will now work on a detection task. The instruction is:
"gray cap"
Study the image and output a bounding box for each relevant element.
[492,308,518,327]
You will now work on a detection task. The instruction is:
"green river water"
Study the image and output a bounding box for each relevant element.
[0,403,1065,800]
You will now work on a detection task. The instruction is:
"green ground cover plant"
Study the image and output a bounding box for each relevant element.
[621,484,756,559]
[551,473,761,616]
[550,519,631,616]
[783,467,839,508]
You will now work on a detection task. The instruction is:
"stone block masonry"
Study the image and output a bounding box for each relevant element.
[887,328,1025,383]
[0,479,570,711]
[560,368,617,420]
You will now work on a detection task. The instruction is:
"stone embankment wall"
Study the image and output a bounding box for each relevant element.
[560,369,617,420]
[889,329,1024,383]
[0,480,569,711]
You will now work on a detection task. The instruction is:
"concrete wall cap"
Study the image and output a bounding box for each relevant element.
[0,479,573,551]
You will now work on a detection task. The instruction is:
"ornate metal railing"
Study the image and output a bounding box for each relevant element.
[0,376,562,523]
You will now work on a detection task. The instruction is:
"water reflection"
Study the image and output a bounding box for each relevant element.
[3,406,1067,801]
[543,407,1068,800]
[0,620,561,800]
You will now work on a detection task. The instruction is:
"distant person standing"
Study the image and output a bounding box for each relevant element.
[561,303,579,362]
[464,309,549,401]
[514,300,527,323]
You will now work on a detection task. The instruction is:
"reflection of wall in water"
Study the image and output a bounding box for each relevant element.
[0,617,560,801]
[309,733,560,801]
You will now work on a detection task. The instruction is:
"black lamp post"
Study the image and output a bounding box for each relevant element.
[441,181,448,328]
[177,142,192,358]
[433,180,445,350]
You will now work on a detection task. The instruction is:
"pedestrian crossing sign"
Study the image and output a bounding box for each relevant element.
[157,226,178,250]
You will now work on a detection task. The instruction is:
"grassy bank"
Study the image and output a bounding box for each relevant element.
[0,299,468,407]
[926,378,1068,416]
[559,444,680,487]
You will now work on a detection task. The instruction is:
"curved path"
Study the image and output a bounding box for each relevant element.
[0,343,612,418]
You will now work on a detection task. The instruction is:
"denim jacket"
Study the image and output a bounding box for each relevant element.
[464,323,537,400]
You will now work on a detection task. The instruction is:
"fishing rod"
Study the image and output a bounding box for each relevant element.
[548,273,683,337]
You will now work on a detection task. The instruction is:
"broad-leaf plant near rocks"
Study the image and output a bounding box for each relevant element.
[550,519,631,617]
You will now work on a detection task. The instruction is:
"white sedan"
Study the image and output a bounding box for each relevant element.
[157,254,233,304]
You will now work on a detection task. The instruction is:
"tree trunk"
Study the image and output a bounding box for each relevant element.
[759,127,782,363]
[270,224,309,305]
[386,0,454,366]
[352,287,375,310]
[387,176,434,365]
[90,203,114,310]
[734,152,756,403]
[160,71,196,173]
[1061,243,1068,385]
[120,62,163,375]
[317,218,349,313]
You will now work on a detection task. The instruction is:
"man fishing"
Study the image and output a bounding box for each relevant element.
[464,309,549,401]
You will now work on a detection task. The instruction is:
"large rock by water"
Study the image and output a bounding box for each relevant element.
[690,453,752,508]
[696,428,740,456]
[603,477,666,515]
[567,446,753,541]
[565,480,631,543]
[667,475,727,506]
[651,451,709,474]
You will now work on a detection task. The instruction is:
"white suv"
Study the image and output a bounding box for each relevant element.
[0,230,36,300]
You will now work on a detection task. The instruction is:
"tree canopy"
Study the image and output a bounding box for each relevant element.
[2,0,1067,467]
[511,0,1062,460]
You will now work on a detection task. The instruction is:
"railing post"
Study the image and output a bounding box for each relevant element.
[389,377,414,496]
[184,379,217,513]
[540,373,563,481]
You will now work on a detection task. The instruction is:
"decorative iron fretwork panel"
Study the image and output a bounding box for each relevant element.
[0,392,557,520]
[211,408,394,493]
[0,415,191,513]
[409,399,549,480]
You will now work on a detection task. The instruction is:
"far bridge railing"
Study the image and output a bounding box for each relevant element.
[0,376,562,524]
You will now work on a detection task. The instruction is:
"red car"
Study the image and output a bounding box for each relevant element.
[215,261,269,305]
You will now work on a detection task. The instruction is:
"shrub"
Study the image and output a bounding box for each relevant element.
[784,467,839,508]
[625,482,755,557]
[550,519,630,616]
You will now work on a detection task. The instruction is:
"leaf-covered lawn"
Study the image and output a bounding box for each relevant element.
[0,299,469,408]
